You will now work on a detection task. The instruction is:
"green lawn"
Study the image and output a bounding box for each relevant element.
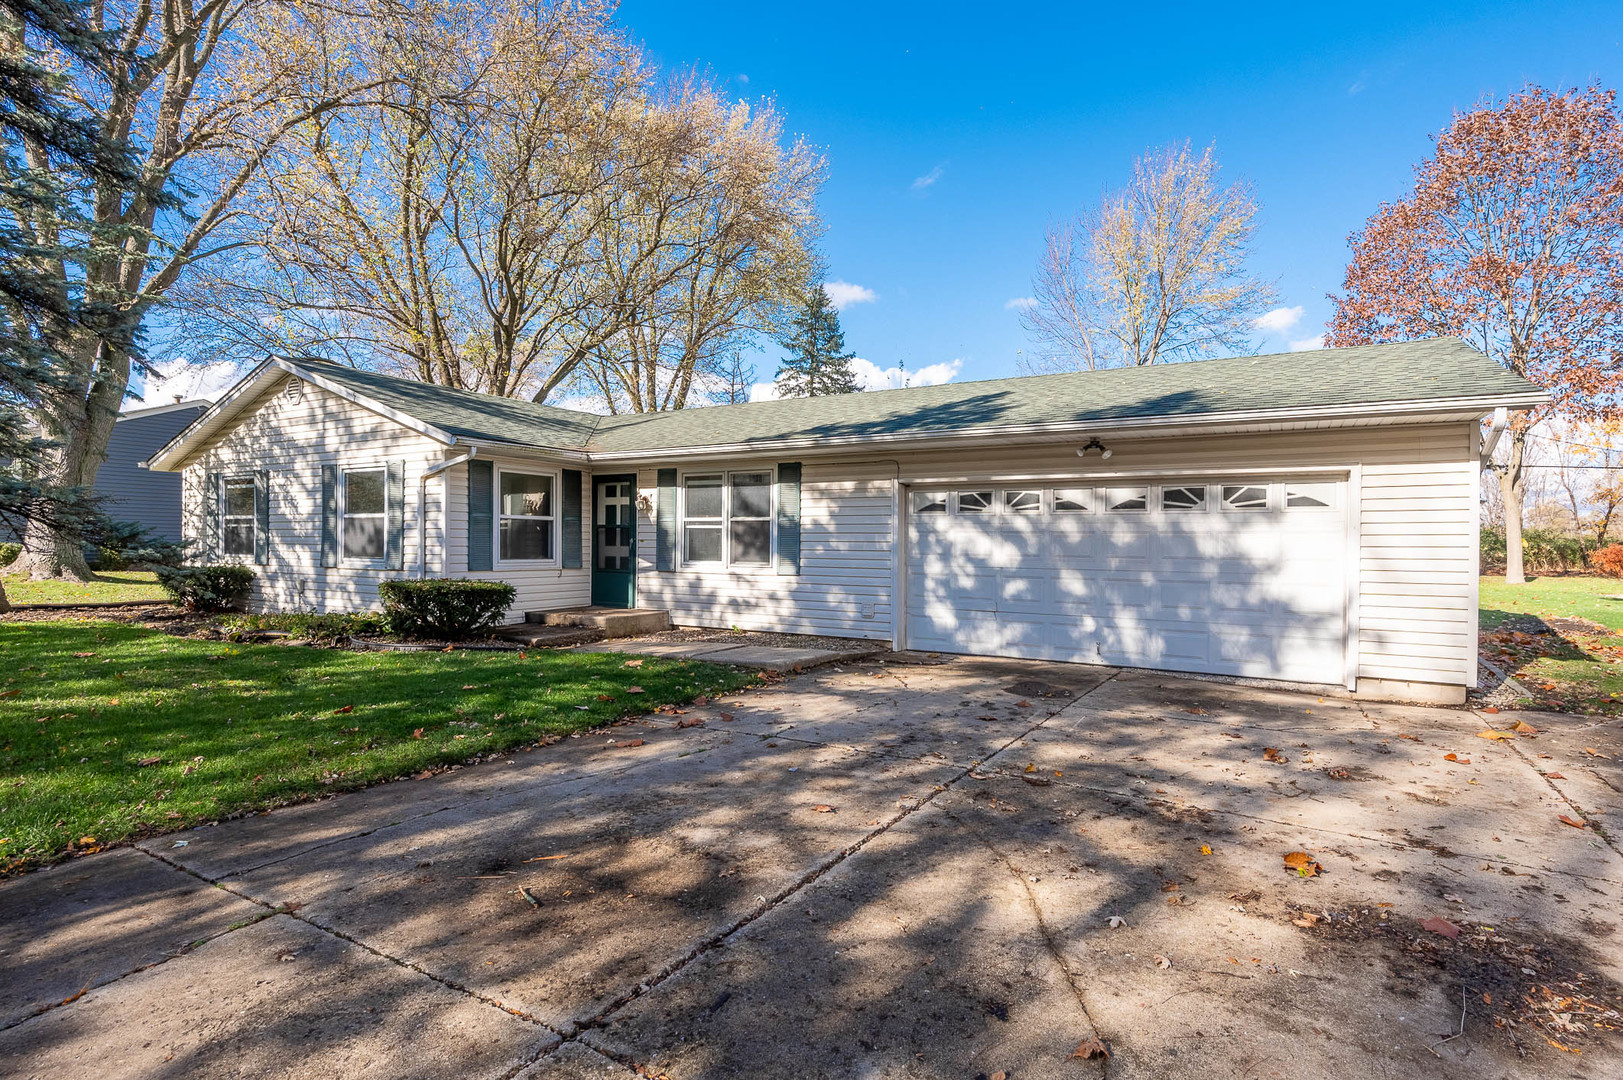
[0,621,754,872]
[2,570,168,606]
[1478,574,1623,713]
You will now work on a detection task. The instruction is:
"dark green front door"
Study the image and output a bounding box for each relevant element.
[590,475,636,608]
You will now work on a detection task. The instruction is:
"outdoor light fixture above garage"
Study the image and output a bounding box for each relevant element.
[1077,437,1112,459]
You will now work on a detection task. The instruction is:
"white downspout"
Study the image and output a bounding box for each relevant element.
[418,448,476,579]
[1480,406,1508,467]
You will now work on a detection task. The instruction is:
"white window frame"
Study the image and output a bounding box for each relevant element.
[1159,483,1209,512]
[220,475,257,558]
[1219,483,1271,512]
[1284,481,1341,512]
[1051,486,1093,513]
[1002,489,1044,515]
[494,465,560,568]
[339,464,389,568]
[680,467,777,570]
[1103,486,1149,512]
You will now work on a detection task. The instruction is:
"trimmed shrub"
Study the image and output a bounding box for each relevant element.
[0,542,19,568]
[221,611,387,645]
[1591,544,1623,579]
[156,564,255,612]
[377,579,516,640]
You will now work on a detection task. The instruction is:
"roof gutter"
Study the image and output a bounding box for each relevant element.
[582,390,1550,462]
[1479,406,1509,466]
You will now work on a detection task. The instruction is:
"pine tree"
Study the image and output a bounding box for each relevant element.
[774,285,863,397]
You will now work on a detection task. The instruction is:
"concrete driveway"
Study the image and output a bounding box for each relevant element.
[2,656,1620,1079]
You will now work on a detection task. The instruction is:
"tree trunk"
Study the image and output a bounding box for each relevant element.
[0,580,10,615]
[1501,429,1528,585]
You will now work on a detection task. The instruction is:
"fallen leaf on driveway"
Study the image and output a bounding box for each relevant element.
[1512,720,1540,734]
[1559,814,1587,829]
[1154,954,1172,969]
[1200,844,1213,855]
[1583,747,1611,758]
[676,718,704,729]
[1071,1037,1110,1060]
[1107,916,1127,928]
[615,739,645,749]
[693,696,708,706]
[1015,700,1032,708]
[1481,706,1500,714]
[1476,729,1515,741]
[719,712,735,721]
[1419,916,1460,939]
[990,1072,1007,1080]
[333,705,354,714]
[1183,706,1208,715]
[1024,763,1036,773]
[1544,771,1566,779]
[1292,912,1321,927]
[812,804,836,813]
[977,715,1001,722]
[1262,747,1285,763]
[1283,851,1322,877]
[1022,775,1052,787]
[1443,753,1470,764]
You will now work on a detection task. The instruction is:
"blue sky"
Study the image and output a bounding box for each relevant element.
[620,0,1623,391]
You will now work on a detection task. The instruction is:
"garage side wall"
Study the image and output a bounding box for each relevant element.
[177,381,589,618]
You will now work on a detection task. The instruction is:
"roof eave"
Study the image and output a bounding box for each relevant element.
[582,390,1550,462]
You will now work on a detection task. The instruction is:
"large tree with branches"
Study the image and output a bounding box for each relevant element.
[1327,85,1623,585]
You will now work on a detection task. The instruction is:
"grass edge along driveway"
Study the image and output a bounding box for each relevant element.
[0,621,756,873]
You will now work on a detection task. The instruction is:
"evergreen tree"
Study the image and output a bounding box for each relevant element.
[774,285,863,397]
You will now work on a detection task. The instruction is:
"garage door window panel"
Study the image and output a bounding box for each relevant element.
[1161,485,1207,511]
[956,491,994,514]
[912,491,948,514]
[1004,490,1043,514]
[1053,488,1092,513]
[1222,484,1270,511]
[1105,487,1148,511]
[1286,482,1337,509]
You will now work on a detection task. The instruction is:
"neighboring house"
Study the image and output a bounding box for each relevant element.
[144,338,1544,704]
[100,399,211,541]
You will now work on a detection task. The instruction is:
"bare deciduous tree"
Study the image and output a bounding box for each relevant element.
[1021,142,1276,372]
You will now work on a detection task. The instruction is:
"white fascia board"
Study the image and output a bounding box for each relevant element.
[460,438,593,465]
[143,357,460,472]
[580,391,1550,464]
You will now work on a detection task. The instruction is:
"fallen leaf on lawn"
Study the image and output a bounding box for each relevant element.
[615,739,645,749]
[1070,1037,1110,1060]
[1559,814,1587,829]
[1476,729,1515,741]
[1200,844,1213,856]
[1282,851,1323,877]
[812,804,836,813]
[1544,771,1566,779]
[1292,912,1321,927]
[412,728,424,739]
[1107,916,1127,928]
[333,705,354,715]
[0,689,18,699]
[1481,706,1500,714]
[138,756,162,767]
[461,684,476,690]
[1262,747,1285,763]
[626,686,644,694]
[1419,916,1460,939]
[1154,954,1172,969]
[596,694,615,702]
[1443,753,1471,764]
[623,659,644,668]
[1511,720,1540,734]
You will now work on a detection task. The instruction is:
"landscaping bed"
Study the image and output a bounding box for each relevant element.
[0,620,756,873]
[1478,574,1623,714]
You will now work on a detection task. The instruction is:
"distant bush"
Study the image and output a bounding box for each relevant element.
[92,545,130,571]
[0,542,19,568]
[1480,527,1590,575]
[221,611,387,645]
[377,579,515,640]
[1591,544,1623,579]
[156,565,255,612]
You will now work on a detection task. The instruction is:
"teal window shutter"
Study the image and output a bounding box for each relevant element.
[203,471,221,560]
[468,459,494,572]
[562,469,583,568]
[656,468,677,571]
[385,460,405,571]
[776,462,801,575]
[253,470,269,566]
[320,464,338,568]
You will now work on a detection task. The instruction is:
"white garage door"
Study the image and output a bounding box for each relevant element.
[905,478,1348,684]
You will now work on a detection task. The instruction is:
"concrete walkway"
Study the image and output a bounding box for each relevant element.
[1,658,1619,1078]
[573,637,880,672]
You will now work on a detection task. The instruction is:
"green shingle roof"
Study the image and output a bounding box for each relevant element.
[300,337,1543,457]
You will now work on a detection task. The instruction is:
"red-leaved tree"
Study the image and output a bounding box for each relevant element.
[1327,85,1623,584]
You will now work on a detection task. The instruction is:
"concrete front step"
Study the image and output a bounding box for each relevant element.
[522,607,672,639]
[490,624,605,648]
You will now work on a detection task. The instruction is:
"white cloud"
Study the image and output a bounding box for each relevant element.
[127,361,244,409]
[749,356,963,401]
[823,280,877,311]
[911,165,944,192]
[1289,335,1326,352]
[1005,297,1038,312]
[851,357,962,391]
[1252,305,1304,335]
